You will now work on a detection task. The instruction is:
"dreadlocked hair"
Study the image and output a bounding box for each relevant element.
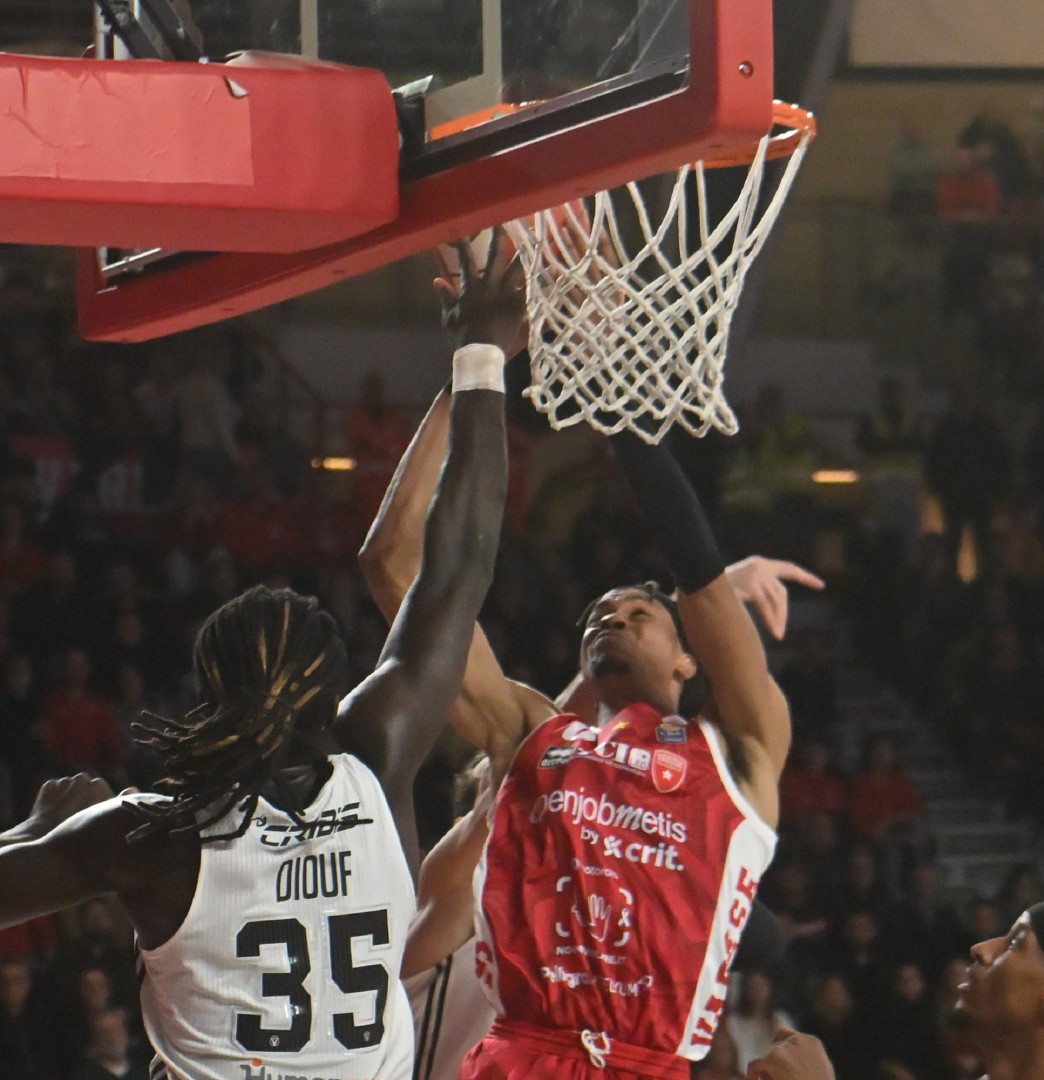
[578,581,710,719]
[128,586,350,844]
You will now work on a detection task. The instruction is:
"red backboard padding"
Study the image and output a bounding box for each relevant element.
[0,51,399,253]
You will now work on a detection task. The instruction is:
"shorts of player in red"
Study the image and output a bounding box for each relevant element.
[458,1018,689,1080]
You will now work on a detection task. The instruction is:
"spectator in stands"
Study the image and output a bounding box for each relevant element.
[49,899,137,1015]
[936,144,1003,320]
[833,909,892,1015]
[111,662,165,791]
[72,1008,148,1080]
[834,844,894,921]
[779,738,846,833]
[38,647,125,788]
[0,955,62,1080]
[725,970,795,1072]
[802,973,876,1080]
[848,735,927,891]
[958,106,1034,205]
[171,340,241,498]
[877,961,950,1080]
[0,499,46,601]
[797,812,848,905]
[856,375,925,561]
[10,549,96,664]
[0,652,46,821]
[884,860,966,981]
[995,863,1043,930]
[345,369,414,527]
[899,533,972,711]
[10,354,76,439]
[723,383,818,563]
[131,347,180,506]
[924,380,1011,579]
[887,119,942,221]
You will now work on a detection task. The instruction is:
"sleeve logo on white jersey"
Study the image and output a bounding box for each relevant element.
[254,803,375,847]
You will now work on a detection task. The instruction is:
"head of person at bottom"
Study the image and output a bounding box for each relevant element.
[130,585,350,842]
[579,583,702,722]
[955,900,1044,1076]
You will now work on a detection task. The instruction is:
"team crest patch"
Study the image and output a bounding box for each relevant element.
[539,746,576,768]
[651,749,687,793]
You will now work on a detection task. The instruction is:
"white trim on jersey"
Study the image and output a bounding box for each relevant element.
[676,722,777,1060]
[698,719,778,846]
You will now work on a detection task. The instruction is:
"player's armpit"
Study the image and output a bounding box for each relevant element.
[454,632,555,762]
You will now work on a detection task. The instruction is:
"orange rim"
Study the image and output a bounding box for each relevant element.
[700,101,817,170]
[429,102,530,141]
[428,99,815,168]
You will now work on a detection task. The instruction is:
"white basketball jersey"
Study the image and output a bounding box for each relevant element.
[135,754,416,1080]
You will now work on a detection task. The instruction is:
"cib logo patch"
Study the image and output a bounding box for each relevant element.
[539,746,576,768]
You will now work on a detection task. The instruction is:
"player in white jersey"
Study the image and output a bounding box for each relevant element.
[361,232,824,1075]
[0,332,510,1080]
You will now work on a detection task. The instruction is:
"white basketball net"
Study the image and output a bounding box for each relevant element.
[506,121,813,444]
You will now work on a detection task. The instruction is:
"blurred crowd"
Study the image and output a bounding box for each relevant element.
[1,102,1044,1076]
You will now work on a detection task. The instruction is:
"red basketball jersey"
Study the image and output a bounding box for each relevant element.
[473,704,776,1061]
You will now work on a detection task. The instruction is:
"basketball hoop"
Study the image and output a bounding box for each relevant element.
[506,102,817,444]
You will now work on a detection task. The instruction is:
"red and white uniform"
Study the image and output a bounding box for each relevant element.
[470,704,776,1069]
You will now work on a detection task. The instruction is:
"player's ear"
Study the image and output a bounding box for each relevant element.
[675,652,697,682]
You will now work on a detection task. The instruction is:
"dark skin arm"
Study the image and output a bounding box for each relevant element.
[358,234,555,779]
[0,775,197,950]
[334,370,508,877]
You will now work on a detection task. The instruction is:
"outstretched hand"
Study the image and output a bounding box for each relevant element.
[725,556,825,640]
[745,1028,836,1080]
[434,228,528,358]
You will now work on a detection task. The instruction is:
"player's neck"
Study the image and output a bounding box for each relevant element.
[979,1030,1044,1080]
[263,759,334,812]
[594,691,677,727]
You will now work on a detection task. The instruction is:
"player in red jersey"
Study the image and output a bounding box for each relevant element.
[361,234,822,1079]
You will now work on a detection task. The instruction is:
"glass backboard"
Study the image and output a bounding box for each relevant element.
[80,0,775,340]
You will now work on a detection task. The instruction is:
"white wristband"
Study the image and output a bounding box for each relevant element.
[452,344,506,393]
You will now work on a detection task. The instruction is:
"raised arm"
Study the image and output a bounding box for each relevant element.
[334,344,510,873]
[611,433,801,827]
[357,236,555,774]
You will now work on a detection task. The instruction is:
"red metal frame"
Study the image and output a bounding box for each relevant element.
[77,0,774,342]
